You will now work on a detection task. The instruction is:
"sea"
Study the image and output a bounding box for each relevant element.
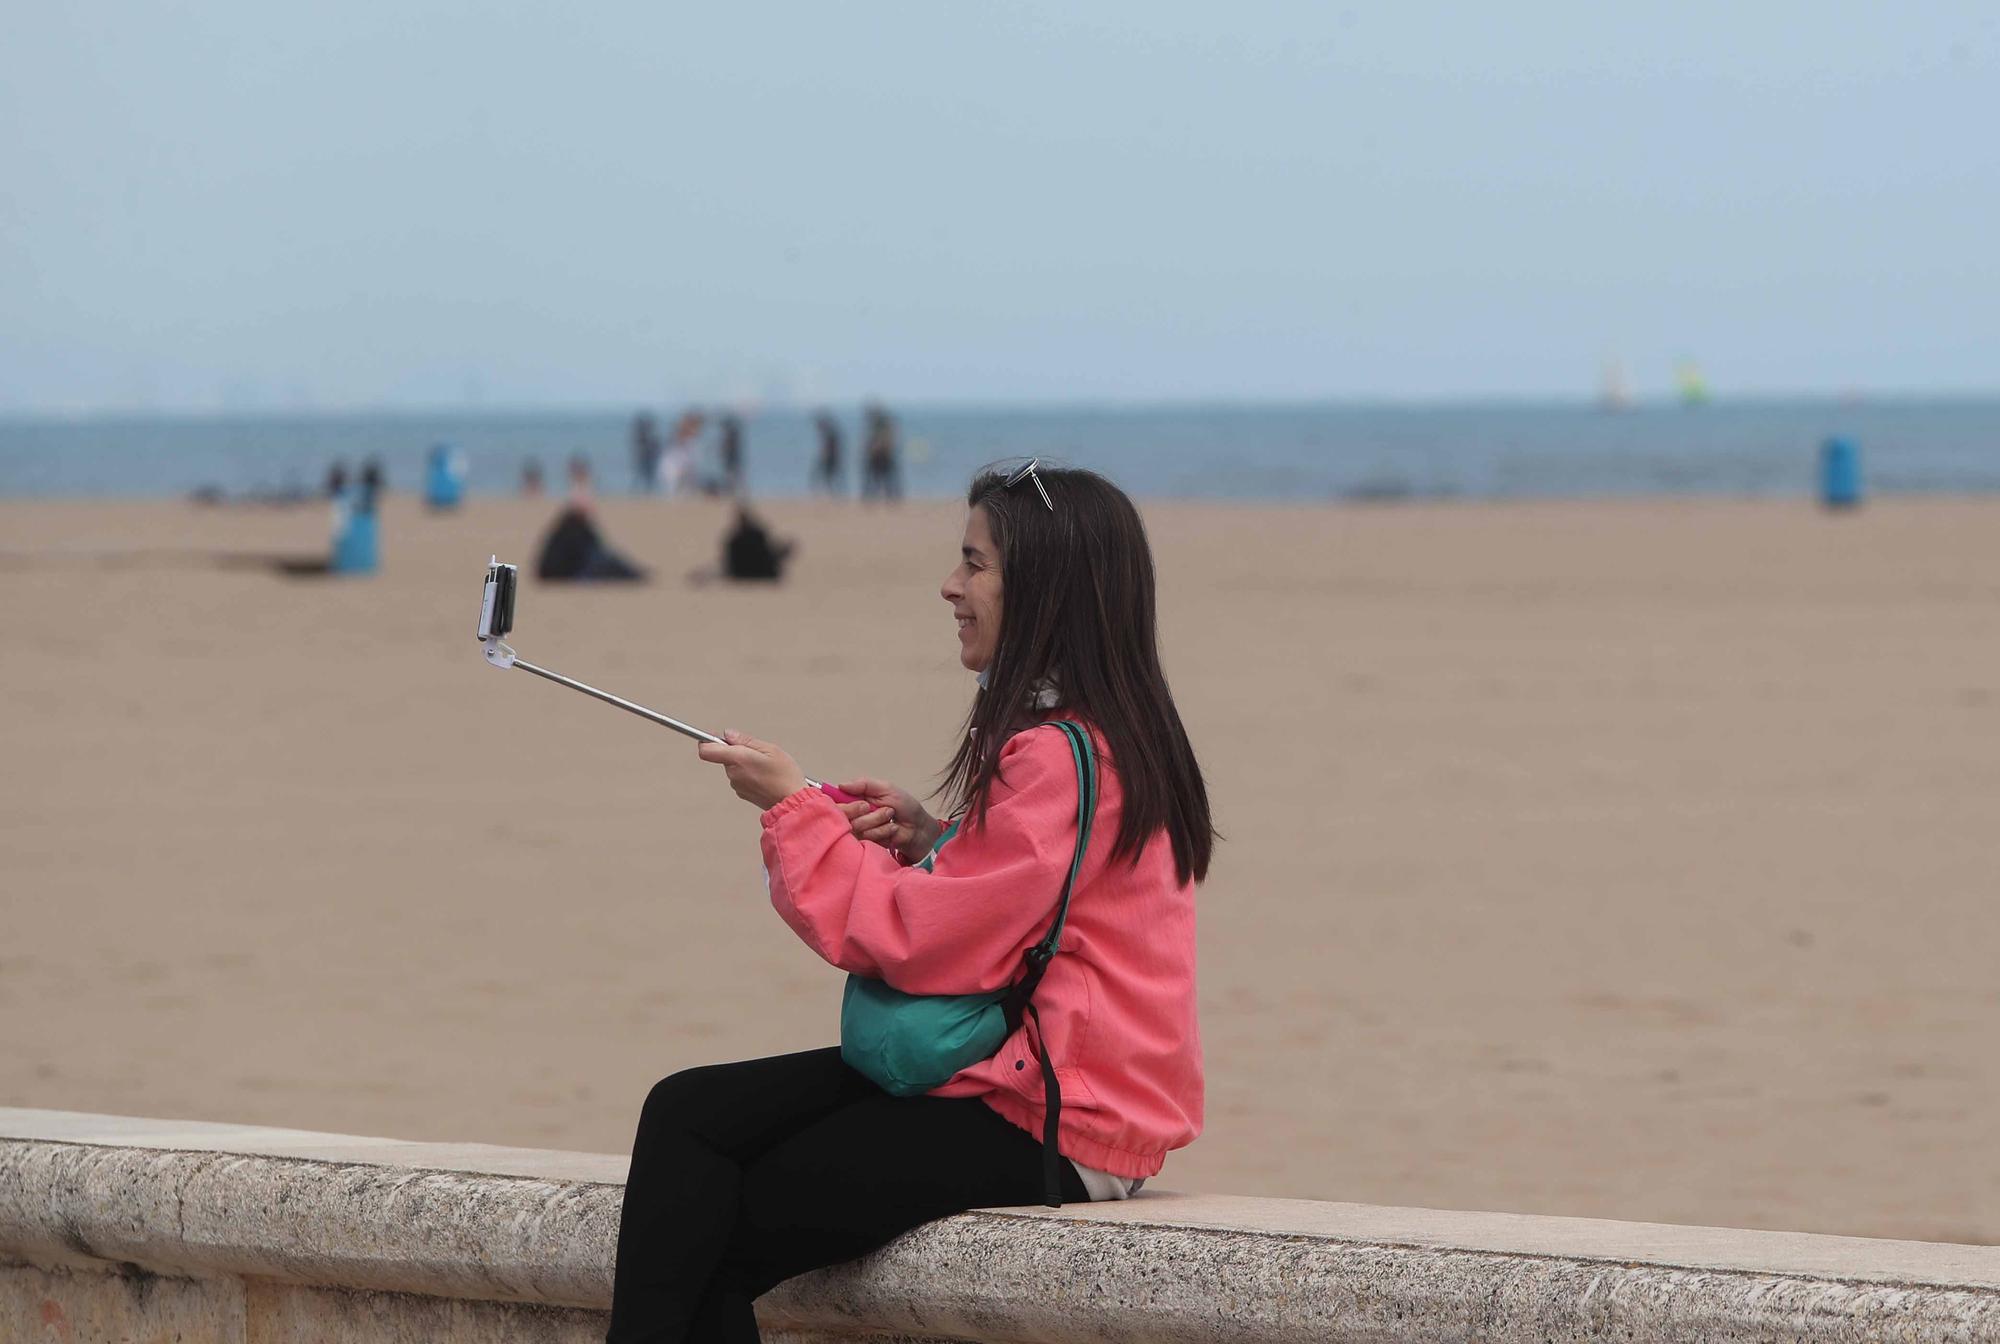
[2,399,1998,503]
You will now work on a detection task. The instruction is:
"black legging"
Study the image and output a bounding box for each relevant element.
[605,1047,1088,1344]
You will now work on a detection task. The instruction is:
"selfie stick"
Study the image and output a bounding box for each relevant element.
[474,557,859,802]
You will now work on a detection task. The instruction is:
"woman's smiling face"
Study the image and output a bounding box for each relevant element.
[941,505,1003,672]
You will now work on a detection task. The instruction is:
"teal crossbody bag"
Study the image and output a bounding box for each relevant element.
[839,720,1098,1205]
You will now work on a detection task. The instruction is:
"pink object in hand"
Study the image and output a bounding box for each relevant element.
[818,783,862,805]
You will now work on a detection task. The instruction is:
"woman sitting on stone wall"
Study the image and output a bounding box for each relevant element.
[605,462,1214,1344]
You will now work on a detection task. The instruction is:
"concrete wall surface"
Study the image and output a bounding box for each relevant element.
[3,1107,1998,1343]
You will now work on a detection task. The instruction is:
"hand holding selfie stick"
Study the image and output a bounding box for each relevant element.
[475,558,860,803]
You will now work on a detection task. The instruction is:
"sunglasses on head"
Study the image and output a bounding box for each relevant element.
[1003,458,1054,512]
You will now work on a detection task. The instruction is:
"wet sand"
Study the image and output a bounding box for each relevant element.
[2,492,1996,1243]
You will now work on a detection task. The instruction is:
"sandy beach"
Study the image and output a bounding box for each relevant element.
[2,491,1995,1245]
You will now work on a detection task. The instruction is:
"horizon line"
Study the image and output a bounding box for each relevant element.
[6,386,2000,423]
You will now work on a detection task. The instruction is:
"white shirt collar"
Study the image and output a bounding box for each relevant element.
[977,666,1062,709]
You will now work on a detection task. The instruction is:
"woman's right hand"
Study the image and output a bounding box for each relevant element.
[835,778,942,866]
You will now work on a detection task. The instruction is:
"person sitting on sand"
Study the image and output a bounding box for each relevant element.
[684,504,795,585]
[535,455,646,582]
[723,504,793,581]
[606,462,1212,1343]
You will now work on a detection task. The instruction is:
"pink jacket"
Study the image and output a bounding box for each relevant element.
[758,720,1203,1179]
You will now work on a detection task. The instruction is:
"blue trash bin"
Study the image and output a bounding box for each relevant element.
[1820,437,1862,510]
[332,501,379,574]
[425,443,465,510]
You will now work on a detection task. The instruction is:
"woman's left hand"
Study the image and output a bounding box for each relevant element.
[697,730,810,810]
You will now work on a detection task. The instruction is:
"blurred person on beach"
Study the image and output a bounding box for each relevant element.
[607,462,1212,1343]
[323,462,353,553]
[811,411,843,495]
[535,455,646,582]
[521,458,545,497]
[718,413,746,495]
[631,413,664,493]
[688,504,796,585]
[860,403,901,502]
[358,461,385,517]
[662,410,703,495]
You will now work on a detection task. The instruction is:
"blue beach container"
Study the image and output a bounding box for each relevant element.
[332,500,379,574]
[1819,437,1862,509]
[424,443,466,510]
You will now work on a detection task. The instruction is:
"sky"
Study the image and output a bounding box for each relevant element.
[2,1,1996,412]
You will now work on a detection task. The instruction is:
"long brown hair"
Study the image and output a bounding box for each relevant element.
[939,464,1215,885]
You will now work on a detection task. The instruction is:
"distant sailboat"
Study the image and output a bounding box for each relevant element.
[1675,360,1710,407]
[1599,358,1634,411]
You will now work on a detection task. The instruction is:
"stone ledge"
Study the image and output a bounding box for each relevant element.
[4,1108,1998,1343]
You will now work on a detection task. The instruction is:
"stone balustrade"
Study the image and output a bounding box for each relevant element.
[4,1108,1997,1342]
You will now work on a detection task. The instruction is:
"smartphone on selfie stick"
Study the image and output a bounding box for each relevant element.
[475,558,860,804]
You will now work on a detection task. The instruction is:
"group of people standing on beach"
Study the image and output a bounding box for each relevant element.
[808,404,905,501]
[627,404,904,502]
[625,409,709,495]
[300,404,901,584]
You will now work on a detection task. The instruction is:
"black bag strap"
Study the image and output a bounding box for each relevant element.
[1040,719,1097,956]
[999,719,1095,1021]
[997,718,1097,1207]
